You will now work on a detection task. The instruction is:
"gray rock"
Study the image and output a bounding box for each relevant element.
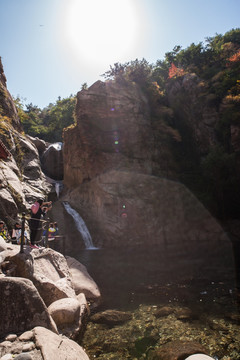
[0,277,57,338]
[4,335,17,342]
[34,326,89,360]
[14,354,33,360]
[48,298,80,327]
[66,256,101,304]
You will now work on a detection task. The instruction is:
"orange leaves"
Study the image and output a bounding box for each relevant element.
[227,49,240,66]
[168,63,185,78]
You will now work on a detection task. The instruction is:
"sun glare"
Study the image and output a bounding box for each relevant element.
[65,0,142,69]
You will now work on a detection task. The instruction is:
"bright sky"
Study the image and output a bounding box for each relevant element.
[0,0,239,109]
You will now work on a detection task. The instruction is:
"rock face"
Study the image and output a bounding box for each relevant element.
[10,248,77,307]
[166,73,219,154]
[62,78,234,257]
[41,143,64,180]
[34,326,90,360]
[0,246,100,344]
[148,340,208,360]
[0,326,90,360]
[0,57,21,131]
[0,122,51,224]
[63,170,232,261]
[0,277,57,338]
[0,59,51,225]
[66,256,101,306]
[63,80,153,187]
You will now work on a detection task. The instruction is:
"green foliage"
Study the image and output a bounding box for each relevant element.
[15,95,77,142]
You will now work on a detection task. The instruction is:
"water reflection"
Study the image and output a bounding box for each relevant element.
[72,245,237,312]
[75,246,240,360]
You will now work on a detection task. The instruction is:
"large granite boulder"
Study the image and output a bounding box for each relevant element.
[0,326,90,360]
[34,326,90,360]
[148,340,208,360]
[47,295,89,339]
[41,143,63,180]
[0,277,57,338]
[8,248,76,307]
[63,170,232,262]
[66,256,101,306]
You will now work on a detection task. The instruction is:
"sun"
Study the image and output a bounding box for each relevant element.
[64,0,142,68]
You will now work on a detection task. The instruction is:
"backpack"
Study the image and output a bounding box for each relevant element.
[31,202,40,214]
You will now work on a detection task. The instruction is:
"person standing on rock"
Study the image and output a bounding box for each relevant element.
[29,199,52,248]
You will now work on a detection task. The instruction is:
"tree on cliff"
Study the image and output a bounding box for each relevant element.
[15,95,76,142]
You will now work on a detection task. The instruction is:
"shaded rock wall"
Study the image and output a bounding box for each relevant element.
[63,170,233,266]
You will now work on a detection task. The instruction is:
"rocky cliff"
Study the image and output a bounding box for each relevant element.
[63,80,154,187]
[0,57,21,131]
[62,78,234,260]
[0,60,51,225]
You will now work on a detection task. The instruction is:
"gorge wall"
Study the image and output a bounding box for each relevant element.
[0,59,51,224]
[62,78,234,262]
[63,80,154,187]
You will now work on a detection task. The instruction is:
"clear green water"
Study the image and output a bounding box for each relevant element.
[71,246,240,360]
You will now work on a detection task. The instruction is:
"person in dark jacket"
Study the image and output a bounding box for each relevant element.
[29,199,52,248]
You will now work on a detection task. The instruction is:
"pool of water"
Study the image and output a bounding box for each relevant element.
[68,245,240,359]
[72,245,236,311]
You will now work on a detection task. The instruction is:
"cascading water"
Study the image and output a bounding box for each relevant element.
[62,202,96,249]
[55,182,60,198]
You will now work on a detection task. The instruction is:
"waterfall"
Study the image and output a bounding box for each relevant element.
[55,182,60,198]
[62,202,96,249]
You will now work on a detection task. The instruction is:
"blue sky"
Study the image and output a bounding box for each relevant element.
[0,0,239,109]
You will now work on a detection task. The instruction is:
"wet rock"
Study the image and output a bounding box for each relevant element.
[175,307,195,320]
[148,340,208,360]
[154,306,175,318]
[90,309,132,326]
[209,319,229,332]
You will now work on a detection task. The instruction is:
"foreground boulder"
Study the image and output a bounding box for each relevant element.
[0,326,90,360]
[66,256,101,306]
[0,277,57,338]
[34,326,89,360]
[148,340,208,360]
[64,170,233,262]
[47,295,89,339]
[9,247,76,307]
